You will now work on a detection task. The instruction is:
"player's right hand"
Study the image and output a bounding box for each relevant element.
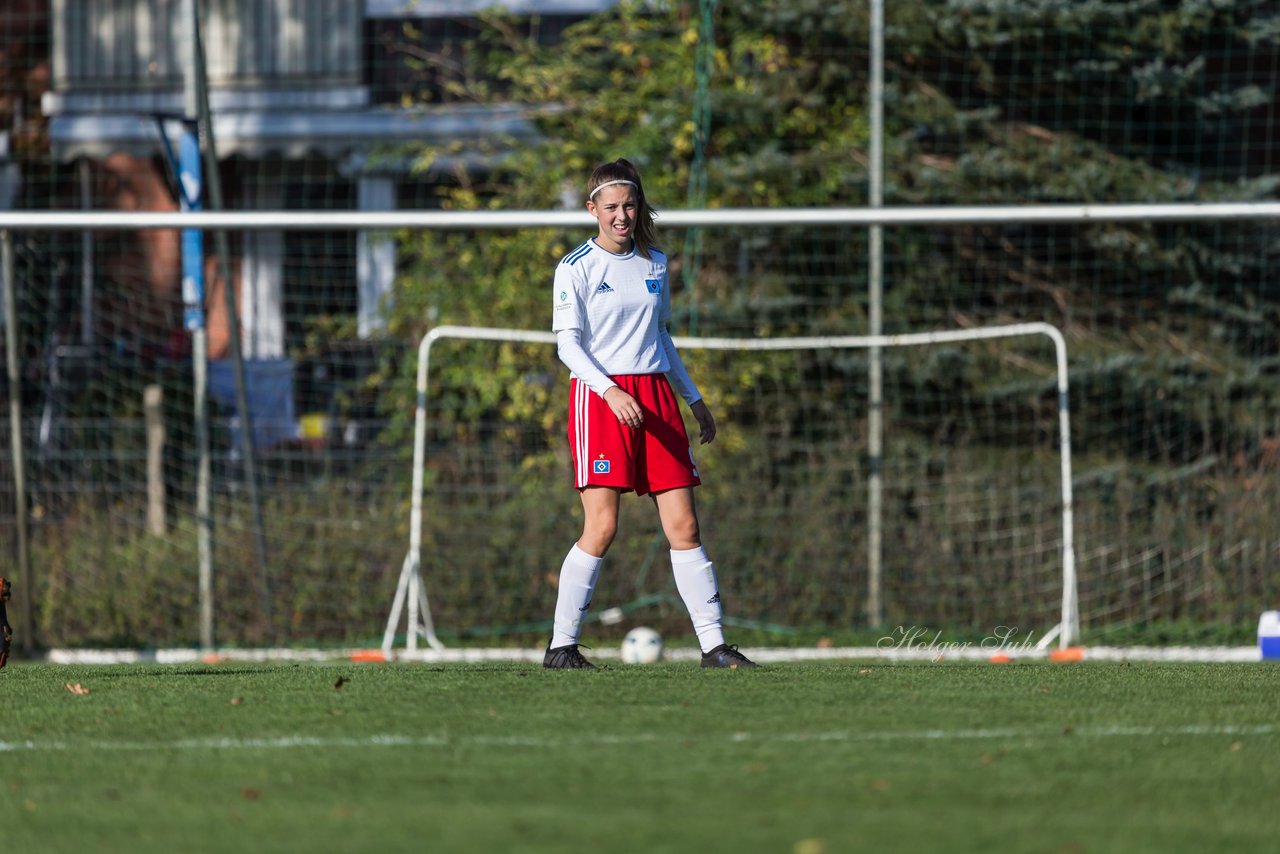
[603,386,644,430]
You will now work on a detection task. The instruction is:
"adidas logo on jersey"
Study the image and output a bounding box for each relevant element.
[595,281,614,294]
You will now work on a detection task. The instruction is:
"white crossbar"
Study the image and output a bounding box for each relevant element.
[2,202,1279,231]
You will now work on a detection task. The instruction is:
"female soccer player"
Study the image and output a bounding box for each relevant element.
[545,158,755,670]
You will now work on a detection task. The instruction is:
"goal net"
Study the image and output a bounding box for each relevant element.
[386,321,1078,654]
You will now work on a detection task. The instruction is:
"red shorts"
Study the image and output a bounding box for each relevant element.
[568,374,701,496]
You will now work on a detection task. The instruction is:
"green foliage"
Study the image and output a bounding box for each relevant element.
[31,491,408,648]
[36,508,200,647]
[24,2,1280,645]
[346,0,1280,640]
[921,0,1279,177]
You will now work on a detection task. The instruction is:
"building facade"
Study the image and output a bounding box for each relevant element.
[38,0,613,435]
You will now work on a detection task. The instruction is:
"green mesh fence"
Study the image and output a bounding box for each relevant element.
[1,1,1278,649]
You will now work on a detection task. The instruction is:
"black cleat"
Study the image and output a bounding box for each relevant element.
[701,644,757,669]
[543,643,597,670]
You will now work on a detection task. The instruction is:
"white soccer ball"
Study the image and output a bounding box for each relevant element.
[620,627,664,664]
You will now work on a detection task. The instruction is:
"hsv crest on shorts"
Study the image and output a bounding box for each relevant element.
[594,458,611,474]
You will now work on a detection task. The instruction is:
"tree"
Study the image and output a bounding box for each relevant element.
[368,1,1280,632]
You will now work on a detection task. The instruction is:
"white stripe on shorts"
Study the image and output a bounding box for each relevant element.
[574,379,589,488]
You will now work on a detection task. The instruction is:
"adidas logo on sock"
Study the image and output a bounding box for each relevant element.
[707,592,721,605]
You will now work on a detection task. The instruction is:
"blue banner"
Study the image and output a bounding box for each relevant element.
[179,123,204,331]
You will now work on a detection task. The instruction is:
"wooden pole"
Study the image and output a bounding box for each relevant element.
[144,384,166,536]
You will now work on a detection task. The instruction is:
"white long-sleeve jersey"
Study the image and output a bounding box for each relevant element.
[551,239,700,404]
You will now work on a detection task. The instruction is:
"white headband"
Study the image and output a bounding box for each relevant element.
[588,179,637,199]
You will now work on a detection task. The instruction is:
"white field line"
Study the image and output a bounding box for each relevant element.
[1,724,1275,755]
[45,645,1265,665]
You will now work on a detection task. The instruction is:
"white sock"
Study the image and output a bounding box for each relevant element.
[550,544,603,649]
[671,546,725,653]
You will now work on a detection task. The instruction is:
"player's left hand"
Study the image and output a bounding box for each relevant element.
[690,399,716,445]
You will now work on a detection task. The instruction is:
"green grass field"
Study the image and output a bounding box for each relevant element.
[4,659,1278,853]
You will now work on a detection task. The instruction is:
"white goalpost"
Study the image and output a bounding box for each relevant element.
[384,321,1080,655]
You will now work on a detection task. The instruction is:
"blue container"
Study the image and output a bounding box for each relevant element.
[1260,611,1280,661]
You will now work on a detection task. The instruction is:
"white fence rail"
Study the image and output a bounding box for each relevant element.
[3,202,1280,231]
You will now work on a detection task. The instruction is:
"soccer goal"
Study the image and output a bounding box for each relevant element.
[384,321,1079,654]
